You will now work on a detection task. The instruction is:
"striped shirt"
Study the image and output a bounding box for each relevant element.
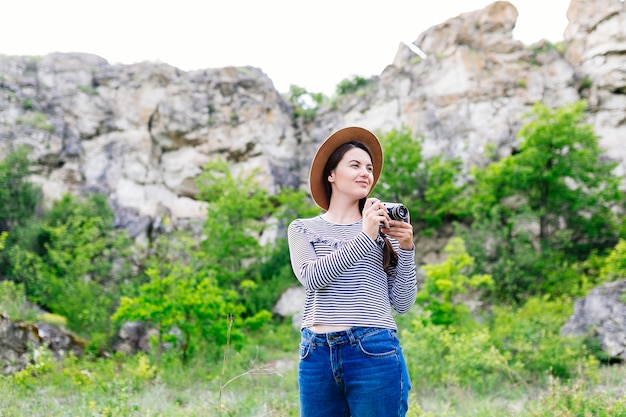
[287,215,418,330]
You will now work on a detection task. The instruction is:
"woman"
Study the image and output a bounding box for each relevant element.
[287,126,418,417]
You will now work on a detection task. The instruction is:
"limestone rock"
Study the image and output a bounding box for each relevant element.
[273,287,306,316]
[0,0,625,259]
[0,313,85,375]
[561,279,626,360]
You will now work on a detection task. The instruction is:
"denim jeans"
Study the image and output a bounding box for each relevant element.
[298,326,411,417]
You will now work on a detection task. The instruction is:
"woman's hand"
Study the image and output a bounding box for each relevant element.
[362,198,389,240]
[380,220,414,250]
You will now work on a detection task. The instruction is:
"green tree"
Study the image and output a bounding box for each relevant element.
[373,126,467,231]
[195,158,274,287]
[463,100,624,302]
[9,194,133,350]
[286,84,326,122]
[0,147,43,278]
[335,75,371,96]
[113,160,299,363]
[113,231,244,364]
[0,146,41,233]
[416,237,492,327]
[244,187,319,316]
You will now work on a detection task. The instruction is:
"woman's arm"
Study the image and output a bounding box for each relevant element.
[287,219,377,290]
[387,246,419,314]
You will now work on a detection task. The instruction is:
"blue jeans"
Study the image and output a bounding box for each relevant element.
[298,326,411,417]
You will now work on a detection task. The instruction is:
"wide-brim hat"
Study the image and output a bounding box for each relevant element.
[309,126,383,210]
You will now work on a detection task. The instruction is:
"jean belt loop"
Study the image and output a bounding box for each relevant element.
[346,327,357,346]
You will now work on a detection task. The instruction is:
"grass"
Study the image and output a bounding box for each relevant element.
[2,322,626,417]
[0,346,300,417]
[3,346,626,417]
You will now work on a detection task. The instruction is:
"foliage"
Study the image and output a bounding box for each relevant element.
[113,161,311,363]
[195,158,273,287]
[244,188,319,316]
[374,126,467,232]
[271,186,320,224]
[402,315,517,392]
[489,296,598,382]
[462,100,624,302]
[286,84,326,122]
[335,75,371,96]
[0,280,41,323]
[403,295,596,394]
[242,239,296,316]
[0,148,42,231]
[2,99,626,416]
[598,239,626,282]
[112,230,246,364]
[8,194,134,351]
[0,347,298,417]
[527,377,626,416]
[416,237,492,327]
[0,147,43,277]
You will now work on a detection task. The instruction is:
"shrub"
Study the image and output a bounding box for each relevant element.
[401,315,513,393]
[490,296,598,381]
[528,376,626,416]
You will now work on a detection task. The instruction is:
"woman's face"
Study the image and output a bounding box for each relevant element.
[328,147,374,202]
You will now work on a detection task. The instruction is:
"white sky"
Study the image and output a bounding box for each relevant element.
[2,0,571,96]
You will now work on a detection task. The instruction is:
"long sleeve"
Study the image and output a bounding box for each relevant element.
[286,216,419,330]
[386,247,418,314]
[288,218,378,290]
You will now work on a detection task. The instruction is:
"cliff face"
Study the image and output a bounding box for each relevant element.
[1,0,625,243]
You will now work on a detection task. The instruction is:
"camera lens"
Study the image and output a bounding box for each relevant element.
[382,202,409,222]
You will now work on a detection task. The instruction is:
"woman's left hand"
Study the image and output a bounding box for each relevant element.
[380,220,414,250]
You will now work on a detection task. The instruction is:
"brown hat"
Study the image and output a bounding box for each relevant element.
[309,126,383,210]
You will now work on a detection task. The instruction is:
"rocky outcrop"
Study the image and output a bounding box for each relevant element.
[113,321,157,354]
[561,279,626,361]
[0,313,85,375]
[0,55,298,242]
[273,287,306,329]
[1,0,625,258]
[565,0,626,176]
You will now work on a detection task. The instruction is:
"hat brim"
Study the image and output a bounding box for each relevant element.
[309,126,383,211]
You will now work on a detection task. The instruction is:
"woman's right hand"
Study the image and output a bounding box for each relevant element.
[363,198,389,241]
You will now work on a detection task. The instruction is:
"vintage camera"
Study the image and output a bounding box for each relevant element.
[382,202,410,223]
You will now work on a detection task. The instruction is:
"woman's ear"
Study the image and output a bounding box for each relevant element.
[328,172,335,183]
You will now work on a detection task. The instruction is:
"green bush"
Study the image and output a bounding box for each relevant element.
[463,100,624,304]
[0,280,38,322]
[490,296,598,381]
[8,194,134,352]
[401,316,513,393]
[528,377,626,416]
[416,237,492,327]
[335,75,371,96]
[402,295,598,395]
[599,239,626,282]
[374,126,467,232]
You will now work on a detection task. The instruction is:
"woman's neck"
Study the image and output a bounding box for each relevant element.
[322,201,362,224]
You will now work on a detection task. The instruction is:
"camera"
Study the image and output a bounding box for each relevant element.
[382,202,410,223]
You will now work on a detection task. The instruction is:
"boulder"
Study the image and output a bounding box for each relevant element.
[0,312,85,375]
[561,279,626,360]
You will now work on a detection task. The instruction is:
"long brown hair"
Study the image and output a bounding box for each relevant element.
[323,141,399,274]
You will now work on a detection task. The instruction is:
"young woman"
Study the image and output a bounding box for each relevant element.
[287,126,418,417]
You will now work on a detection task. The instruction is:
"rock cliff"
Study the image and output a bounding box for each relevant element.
[0,0,624,247]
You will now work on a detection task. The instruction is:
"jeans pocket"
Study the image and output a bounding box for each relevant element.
[357,329,397,358]
[299,340,312,360]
